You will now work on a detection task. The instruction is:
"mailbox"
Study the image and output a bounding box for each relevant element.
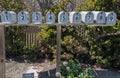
[58,11,68,24]
[69,11,81,24]
[81,11,94,24]
[106,12,117,25]
[1,11,17,24]
[32,11,42,24]
[46,12,55,24]
[93,11,106,24]
[18,11,29,24]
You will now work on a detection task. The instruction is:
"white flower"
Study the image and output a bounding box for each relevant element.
[63,61,68,67]
[66,66,70,71]
[55,72,61,77]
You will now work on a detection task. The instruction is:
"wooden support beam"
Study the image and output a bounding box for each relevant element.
[56,25,61,73]
[0,26,5,78]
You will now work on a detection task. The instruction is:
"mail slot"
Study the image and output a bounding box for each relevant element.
[58,11,68,24]
[1,11,17,24]
[69,11,81,24]
[93,11,106,24]
[32,11,42,24]
[46,11,55,24]
[18,11,29,24]
[81,11,94,24]
[106,12,117,25]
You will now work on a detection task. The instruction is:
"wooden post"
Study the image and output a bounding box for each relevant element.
[0,26,5,78]
[56,25,61,73]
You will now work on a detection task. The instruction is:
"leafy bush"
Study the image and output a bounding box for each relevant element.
[61,59,94,78]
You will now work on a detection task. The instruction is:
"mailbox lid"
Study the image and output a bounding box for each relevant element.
[81,11,94,24]
[32,11,42,24]
[46,11,55,24]
[58,11,68,24]
[106,12,117,25]
[69,11,81,24]
[18,11,30,24]
[93,11,106,24]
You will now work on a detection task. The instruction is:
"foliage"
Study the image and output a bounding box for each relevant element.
[0,0,25,12]
[61,59,94,78]
[36,26,56,60]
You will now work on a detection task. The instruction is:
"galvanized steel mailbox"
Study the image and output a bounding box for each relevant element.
[58,11,68,24]
[93,11,106,24]
[69,12,81,24]
[18,11,29,24]
[106,12,117,25]
[1,11,17,24]
[46,12,55,24]
[32,11,42,24]
[81,11,94,24]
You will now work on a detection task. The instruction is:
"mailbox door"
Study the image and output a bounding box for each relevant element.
[73,13,81,24]
[86,12,94,24]
[97,12,106,24]
[106,12,116,25]
[46,12,55,24]
[32,12,42,24]
[58,12,68,24]
[18,11,29,24]
[1,11,12,24]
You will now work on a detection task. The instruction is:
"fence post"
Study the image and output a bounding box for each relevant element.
[0,25,5,78]
[56,25,61,74]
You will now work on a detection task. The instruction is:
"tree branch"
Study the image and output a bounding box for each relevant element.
[98,32,120,39]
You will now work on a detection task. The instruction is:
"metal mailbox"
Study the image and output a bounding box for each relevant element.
[69,11,81,24]
[93,11,106,24]
[106,12,117,25]
[46,12,55,24]
[58,11,68,24]
[1,11,17,24]
[81,11,94,24]
[32,11,42,24]
[18,11,29,24]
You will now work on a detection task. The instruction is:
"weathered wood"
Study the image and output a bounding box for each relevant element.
[56,25,61,73]
[0,26,5,78]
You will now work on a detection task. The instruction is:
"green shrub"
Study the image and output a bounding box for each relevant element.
[61,59,94,78]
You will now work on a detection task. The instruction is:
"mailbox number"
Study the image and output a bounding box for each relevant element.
[87,13,92,22]
[21,12,24,20]
[109,13,114,21]
[5,11,8,20]
[36,12,39,20]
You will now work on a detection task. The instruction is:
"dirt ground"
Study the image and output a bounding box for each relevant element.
[6,59,56,78]
[6,59,120,78]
